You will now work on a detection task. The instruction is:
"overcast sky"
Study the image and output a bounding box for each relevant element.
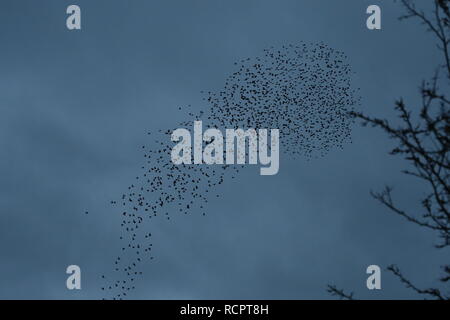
[0,0,446,299]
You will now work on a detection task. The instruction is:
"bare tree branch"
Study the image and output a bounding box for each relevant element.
[399,0,450,76]
[326,285,355,300]
[387,265,447,300]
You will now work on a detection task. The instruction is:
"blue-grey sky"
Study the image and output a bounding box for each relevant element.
[0,0,446,299]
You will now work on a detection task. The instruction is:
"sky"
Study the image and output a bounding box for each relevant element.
[0,0,447,299]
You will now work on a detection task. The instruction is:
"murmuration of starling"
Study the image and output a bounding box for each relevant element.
[99,43,360,299]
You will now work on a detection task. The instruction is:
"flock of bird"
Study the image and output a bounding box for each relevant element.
[98,43,359,299]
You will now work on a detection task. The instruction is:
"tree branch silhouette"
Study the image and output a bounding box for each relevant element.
[387,265,446,300]
[326,285,354,300]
